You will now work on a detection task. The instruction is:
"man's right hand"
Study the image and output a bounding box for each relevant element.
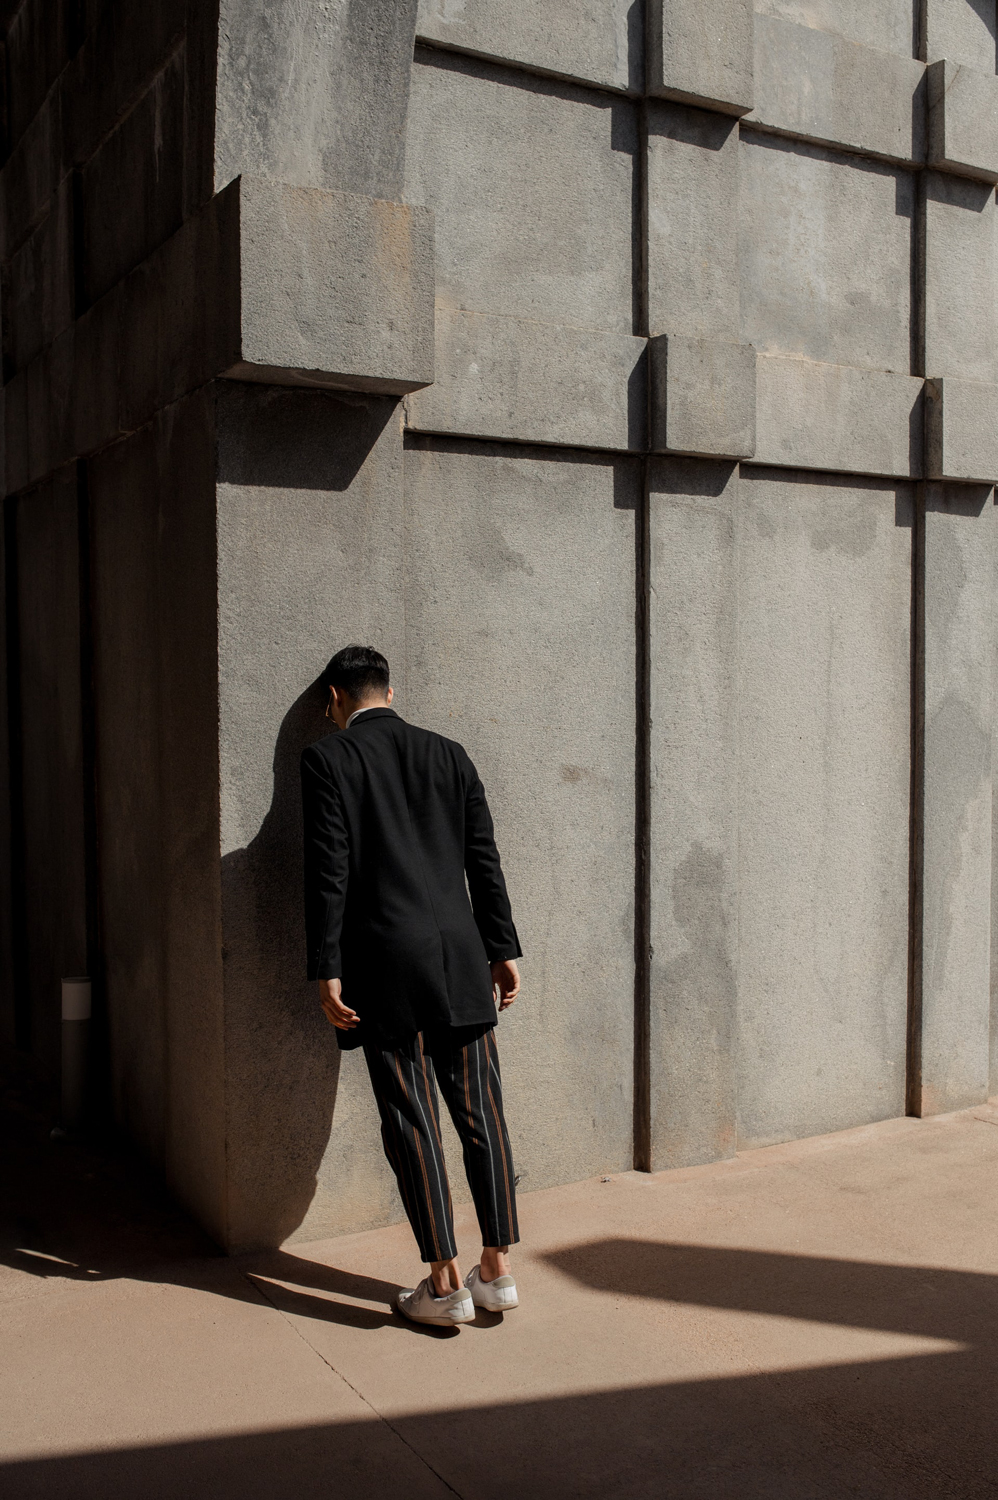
[319,978,360,1031]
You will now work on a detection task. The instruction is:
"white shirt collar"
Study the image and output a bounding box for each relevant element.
[345,705,386,729]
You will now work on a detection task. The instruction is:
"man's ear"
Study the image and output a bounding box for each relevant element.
[386,685,394,705]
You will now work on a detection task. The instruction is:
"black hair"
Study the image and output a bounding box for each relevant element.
[322,644,390,701]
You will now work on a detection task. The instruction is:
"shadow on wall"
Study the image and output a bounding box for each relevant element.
[219,678,338,1250]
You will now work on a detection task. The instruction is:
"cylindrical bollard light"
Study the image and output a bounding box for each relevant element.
[61,977,91,1130]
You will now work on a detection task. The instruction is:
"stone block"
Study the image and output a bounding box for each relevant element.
[755,356,923,478]
[80,46,186,305]
[650,336,756,459]
[647,103,740,340]
[415,0,642,92]
[924,0,997,70]
[924,173,997,384]
[3,173,74,375]
[215,383,406,1249]
[740,131,914,374]
[736,470,912,1145]
[648,457,738,1169]
[647,0,754,115]
[405,49,638,333]
[402,438,637,1196]
[753,0,917,59]
[750,14,925,164]
[917,486,995,1114]
[925,378,998,483]
[214,0,420,201]
[230,177,435,396]
[927,60,998,183]
[405,306,646,450]
[4,0,77,148]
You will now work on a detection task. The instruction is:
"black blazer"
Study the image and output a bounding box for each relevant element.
[300,708,521,1049]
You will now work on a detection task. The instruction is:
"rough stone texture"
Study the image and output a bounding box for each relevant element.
[405,50,638,334]
[928,60,998,183]
[415,0,643,93]
[88,391,226,1240]
[646,103,740,340]
[648,459,738,1169]
[3,174,74,376]
[924,0,997,70]
[750,14,926,164]
[650,336,756,458]
[739,132,914,373]
[735,470,912,1145]
[10,466,87,1077]
[647,0,755,115]
[232,177,435,395]
[925,378,998,483]
[924,173,998,384]
[406,307,646,450]
[402,437,637,1195]
[214,0,420,199]
[918,487,995,1115]
[754,357,923,477]
[216,384,406,1251]
[753,0,917,58]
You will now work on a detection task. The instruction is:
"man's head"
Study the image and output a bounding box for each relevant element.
[322,644,393,729]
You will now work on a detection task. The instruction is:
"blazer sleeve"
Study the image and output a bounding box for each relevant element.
[463,756,522,963]
[301,745,350,981]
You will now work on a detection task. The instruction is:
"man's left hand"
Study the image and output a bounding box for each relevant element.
[319,977,360,1030]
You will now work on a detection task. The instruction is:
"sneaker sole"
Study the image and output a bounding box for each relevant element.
[396,1296,475,1327]
[471,1294,519,1311]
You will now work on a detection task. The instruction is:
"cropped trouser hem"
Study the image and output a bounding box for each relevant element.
[363,1023,519,1263]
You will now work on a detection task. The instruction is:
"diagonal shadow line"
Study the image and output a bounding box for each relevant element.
[541,1239,997,1344]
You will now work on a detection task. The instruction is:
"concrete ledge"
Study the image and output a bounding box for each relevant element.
[750,14,925,164]
[232,177,435,395]
[647,0,754,116]
[5,177,434,494]
[754,356,923,478]
[414,0,639,93]
[926,378,998,483]
[650,336,756,459]
[405,306,646,451]
[927,60,998,183]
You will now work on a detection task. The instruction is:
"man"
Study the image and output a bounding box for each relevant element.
[301,644,523,1327]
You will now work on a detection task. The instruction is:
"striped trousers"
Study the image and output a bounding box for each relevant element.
[363,1023,519,1264]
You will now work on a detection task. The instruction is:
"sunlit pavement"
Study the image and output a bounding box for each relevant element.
[2,1103,997,1498]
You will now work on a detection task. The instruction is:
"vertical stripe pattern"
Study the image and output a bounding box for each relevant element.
[363,1024,519,1263]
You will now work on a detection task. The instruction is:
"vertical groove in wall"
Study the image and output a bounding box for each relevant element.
[907,484,926,1116]
[914,0,928,63]
[3,495,28,1050]
[633,454,652,1172]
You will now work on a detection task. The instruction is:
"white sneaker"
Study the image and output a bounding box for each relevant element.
[466,1264,519,1311]
[396,1277,475,1326]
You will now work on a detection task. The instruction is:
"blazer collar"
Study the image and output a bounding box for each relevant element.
[346,707,399,729]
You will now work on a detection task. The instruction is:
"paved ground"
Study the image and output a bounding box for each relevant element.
[2,1063,997,1499]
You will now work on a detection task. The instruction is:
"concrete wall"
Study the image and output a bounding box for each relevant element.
[3,0,998,1251]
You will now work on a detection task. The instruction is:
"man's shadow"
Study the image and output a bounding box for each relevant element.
[219,679,340,1251]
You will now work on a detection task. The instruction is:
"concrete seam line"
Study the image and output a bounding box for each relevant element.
[240,1271,466,1500]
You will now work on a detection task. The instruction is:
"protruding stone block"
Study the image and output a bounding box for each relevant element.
[751,15,925,164]
[923,0,998,71]
[650,336,756,458]
[647,0,754,116]
[925,378,998,483]
[927,60,998,183]
[755,357,923,478]
[924,174,997,385]
[406,306,646,451]
[231,177,435,396]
